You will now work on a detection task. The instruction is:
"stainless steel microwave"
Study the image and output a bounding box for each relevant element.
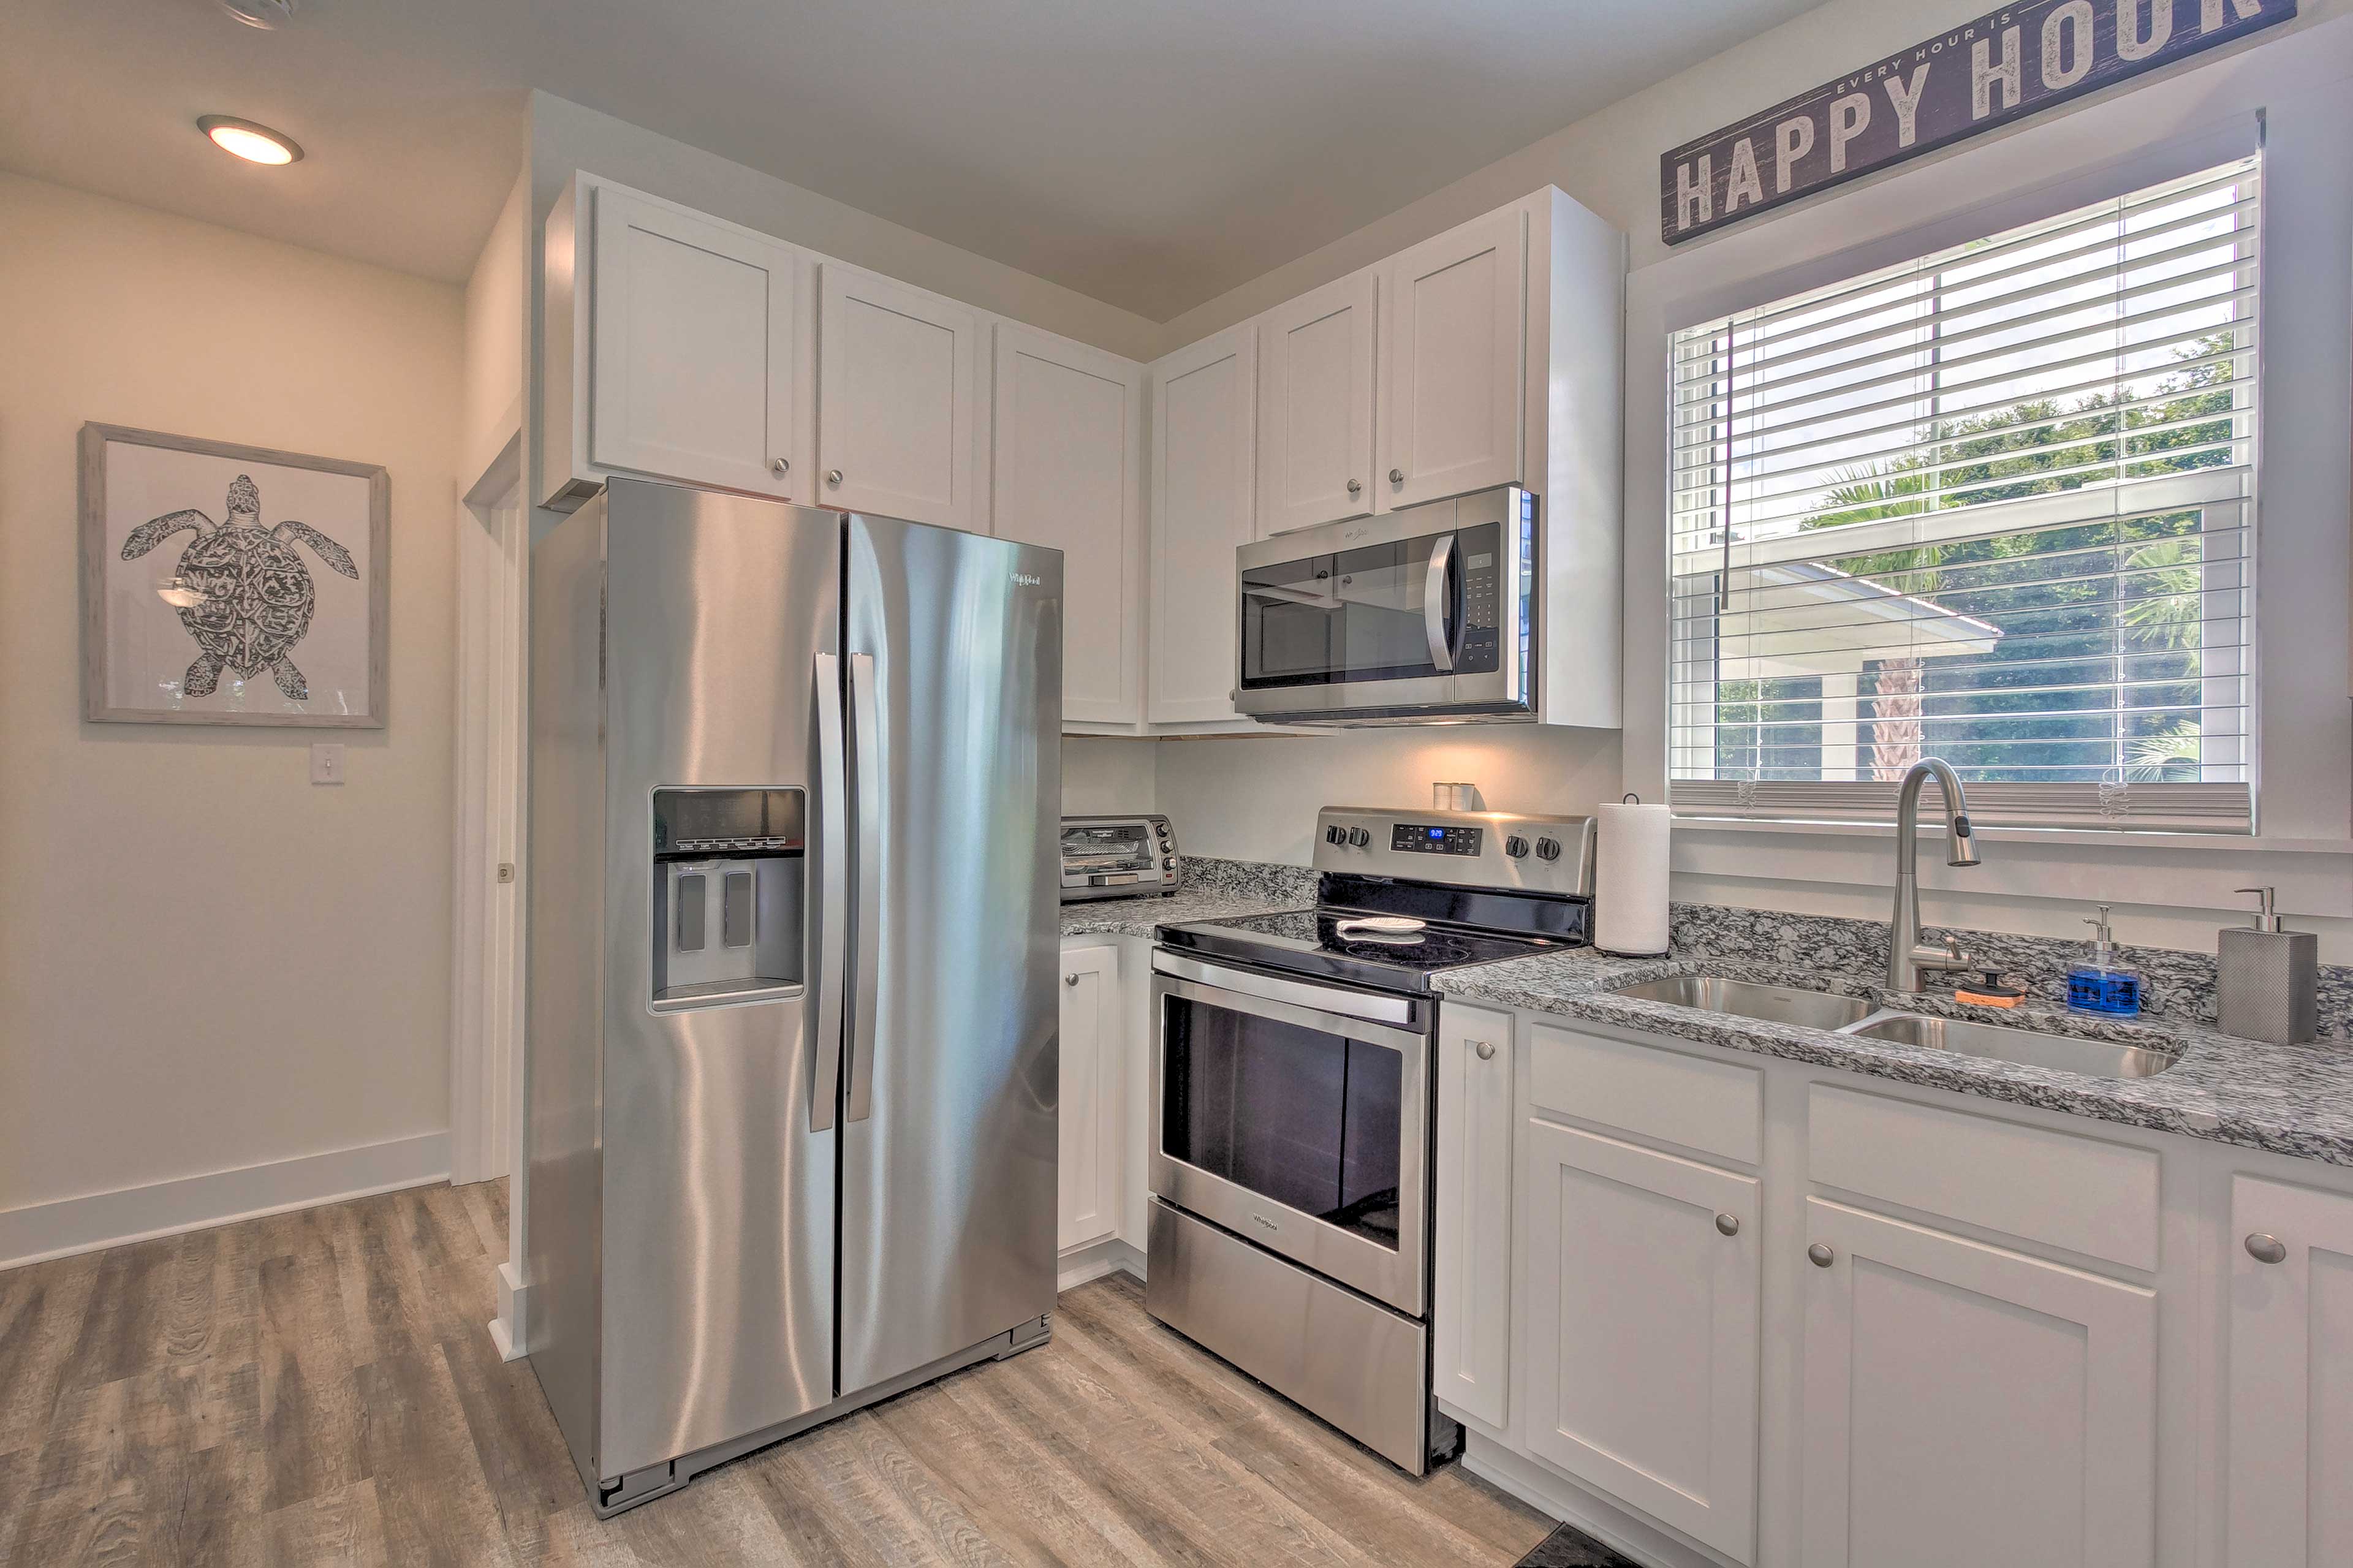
[1233,485,1537,725]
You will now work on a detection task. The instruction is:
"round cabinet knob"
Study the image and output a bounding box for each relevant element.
[1715,1213,1740,1237]
[1347,827,1371,847]
[1504,835,1529,858]
[2246,1233,2289,1265]
[1346,478,1363,495]
[826,469,844,488]
[1389,468,1405,485]
[1534,837,1562,862]
[1808,1243,1836,1268]
[771,457,790,477]
[1475,1040,1497,1061]
[1064,973,1080,987]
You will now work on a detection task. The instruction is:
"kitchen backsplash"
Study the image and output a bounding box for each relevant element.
[1176,854,1321,907]
[1669,903,2353,1042]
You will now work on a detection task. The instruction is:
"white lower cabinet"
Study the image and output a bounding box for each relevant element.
[1798,1197,2157,1568]
[1521,1116,1761,1562]
[1434,1004,1515,1430]
[2226,1176,2353,1567]
[1056,944,1123,1252]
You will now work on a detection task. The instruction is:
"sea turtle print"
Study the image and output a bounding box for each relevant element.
[120,472,360,701]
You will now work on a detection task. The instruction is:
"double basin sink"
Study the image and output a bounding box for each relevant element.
[1607,974,2181,1080]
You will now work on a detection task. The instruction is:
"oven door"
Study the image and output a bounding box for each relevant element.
[1233,488,1534,722]
[1150,952,1430,1317]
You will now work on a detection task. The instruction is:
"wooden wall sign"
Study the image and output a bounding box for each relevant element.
[1660,0,2294,244]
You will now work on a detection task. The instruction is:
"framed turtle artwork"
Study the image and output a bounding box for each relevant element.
[78,423,388,727]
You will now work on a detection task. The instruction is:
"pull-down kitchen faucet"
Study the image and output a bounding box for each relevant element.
[1888,758,1980,993]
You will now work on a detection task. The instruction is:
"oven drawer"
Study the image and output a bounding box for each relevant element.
[1146,1200,1441,1475]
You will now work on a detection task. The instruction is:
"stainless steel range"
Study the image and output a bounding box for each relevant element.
[1143,805,1595,1474]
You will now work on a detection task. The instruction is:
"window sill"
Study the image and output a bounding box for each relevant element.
[1671,815,2353,857]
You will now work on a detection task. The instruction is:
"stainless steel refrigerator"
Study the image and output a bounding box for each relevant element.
[526,477,1062,1514]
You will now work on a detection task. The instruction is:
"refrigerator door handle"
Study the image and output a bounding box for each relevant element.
[811,654,847,1132]
[845,651,883,1124]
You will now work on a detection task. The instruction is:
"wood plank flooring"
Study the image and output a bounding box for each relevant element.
[0,1183,1555,1566]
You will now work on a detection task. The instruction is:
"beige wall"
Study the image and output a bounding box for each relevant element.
[0,174,463,1214]
[463,170,530,485]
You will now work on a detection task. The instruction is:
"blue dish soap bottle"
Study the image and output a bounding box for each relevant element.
[2067,905,2143,1016]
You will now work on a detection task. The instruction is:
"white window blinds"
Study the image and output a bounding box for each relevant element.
[1669,157,2260,832]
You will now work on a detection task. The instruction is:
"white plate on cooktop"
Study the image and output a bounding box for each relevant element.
[1335,915,1427,935]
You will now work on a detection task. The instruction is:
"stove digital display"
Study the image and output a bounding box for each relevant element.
[1391,822,1483,856]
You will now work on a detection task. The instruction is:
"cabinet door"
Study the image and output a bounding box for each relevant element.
[1256,270,1376,536]
[817,263,982,531]
[1800,1199,2156,1568]
[1378,207,1524,512]
[2226,1176,2353,1567]
[1056,945,1122,1252]
[993,324,1143,725]
[1434,1006,1514,1430]
[1148,326,1257,724]
[591,188,802,499]
[1523,1118,1760,1561]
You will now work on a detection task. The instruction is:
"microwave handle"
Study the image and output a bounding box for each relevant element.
[1422,534,1458,673]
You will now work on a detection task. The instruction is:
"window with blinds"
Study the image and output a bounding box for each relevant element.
[1670,157,2260,832]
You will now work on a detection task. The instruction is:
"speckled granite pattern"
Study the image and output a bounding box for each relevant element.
[1664,902,2353,1041]
[1056,857,1315,939]
[1435,944,2353,1167]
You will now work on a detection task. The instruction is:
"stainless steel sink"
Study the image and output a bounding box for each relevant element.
[1607,975,1874,1031]
[1842,1010,2181,1080]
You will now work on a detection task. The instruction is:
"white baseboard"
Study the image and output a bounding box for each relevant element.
[0,1131,450,1272]
[490,1259,531,1361]
[1458,1434,1722,1568]
[1056,1235,1145,1293]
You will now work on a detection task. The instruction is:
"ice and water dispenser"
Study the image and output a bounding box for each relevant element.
[650,787,805,1010]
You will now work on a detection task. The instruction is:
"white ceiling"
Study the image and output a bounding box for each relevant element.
[0,0,1818,321]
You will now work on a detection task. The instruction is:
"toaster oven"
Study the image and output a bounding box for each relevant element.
[1060,814,1180,901]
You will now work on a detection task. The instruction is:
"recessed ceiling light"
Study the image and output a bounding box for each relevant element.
[199,115,303,165]
[218,0,297,28]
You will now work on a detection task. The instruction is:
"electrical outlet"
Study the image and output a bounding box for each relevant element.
[310,743,346,786]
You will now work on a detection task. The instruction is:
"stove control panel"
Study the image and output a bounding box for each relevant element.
[1391,822,1483,857]
[1312,806,1594,898]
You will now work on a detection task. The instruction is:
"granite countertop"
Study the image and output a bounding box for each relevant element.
[1055,855,1317,940]
[1435,947,2353,1167]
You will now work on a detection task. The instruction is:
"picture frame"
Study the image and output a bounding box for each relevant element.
[79,422,389,727]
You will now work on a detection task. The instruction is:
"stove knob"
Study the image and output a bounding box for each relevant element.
[1347,827,1371,847]
[1324,825,1346,846]
[1504,835,1530,859]
[1535,836,1562,862]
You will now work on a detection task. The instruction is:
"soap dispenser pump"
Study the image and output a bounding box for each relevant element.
[2067,904,2143,1016]
[2218,887,2319,1045]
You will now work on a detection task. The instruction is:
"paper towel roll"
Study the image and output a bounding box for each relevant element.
[1594,804,1671,956]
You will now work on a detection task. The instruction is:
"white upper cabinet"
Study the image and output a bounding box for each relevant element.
[818,262,983,532]
[1800,1198,2157,1568]
[1256,269,1377,536]
[991,322,1144,725]
[540,176,813,511]
[1148,325,1257,725]
[2226,1176,2353,1568]
[1378,207,1525,513]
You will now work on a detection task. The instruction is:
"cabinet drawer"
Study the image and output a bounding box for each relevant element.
[1528,1023,1761,1165]
[1806,1085,2159,1271]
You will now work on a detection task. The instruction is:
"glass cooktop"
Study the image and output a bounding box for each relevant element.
[1156,906,1569,993]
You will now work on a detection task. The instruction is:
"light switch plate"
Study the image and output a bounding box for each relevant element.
[310,743,346,785]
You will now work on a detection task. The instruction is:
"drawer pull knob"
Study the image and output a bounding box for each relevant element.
[827,468,844,487]
[1064,973,1080,987]
[1715,1213,1740,1237]
[2246,1232,2288,1265]
[1808,1242,1836,1268]
[771,457,790,477]
[1346,478,1362,495]
[1474,1040,1496,1061]
[1390,468,1405,484]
